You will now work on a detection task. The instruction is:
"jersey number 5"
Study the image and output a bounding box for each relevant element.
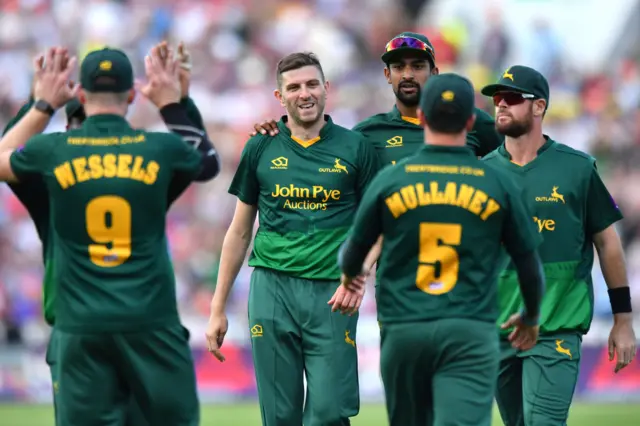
[86,196,132,267]
[416,223,462,295]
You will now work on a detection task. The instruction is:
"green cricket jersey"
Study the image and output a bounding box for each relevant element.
[353,106,503,166]
[229,115,380,280]
[347,145,541,324]
[3,99,57,324]
[9,114,202,333]
[483,137,623,335]
[2,97,205,326]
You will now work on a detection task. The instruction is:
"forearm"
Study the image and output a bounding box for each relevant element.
[511,250,545,325]
[159,102,220,182]
[1,107,50,152]
[362,236,382,273]
[210,230,252,314]
[339,238,373,278]
[598,241,629,291]
[596,236,632,320]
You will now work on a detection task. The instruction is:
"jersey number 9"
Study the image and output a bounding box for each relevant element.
[416,223,462,295]
[86,196,132,267]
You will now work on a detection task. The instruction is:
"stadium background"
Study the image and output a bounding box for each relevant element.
[0,0,639,424]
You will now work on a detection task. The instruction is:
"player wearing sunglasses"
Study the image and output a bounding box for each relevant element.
[482,65,636,426]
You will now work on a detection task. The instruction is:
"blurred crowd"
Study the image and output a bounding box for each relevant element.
[0,0,639,345]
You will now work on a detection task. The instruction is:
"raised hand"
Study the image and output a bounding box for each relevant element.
[135,43,181,109]
[32,47,79,109]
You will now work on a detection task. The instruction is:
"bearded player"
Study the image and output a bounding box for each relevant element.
[482,65,637,426]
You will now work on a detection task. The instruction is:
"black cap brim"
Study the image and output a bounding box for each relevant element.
[381,48,435,66]
[481,83,533,96]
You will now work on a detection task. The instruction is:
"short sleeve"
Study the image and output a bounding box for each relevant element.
[586,162,623,235]
[10,134,54,181]
[356,138,381,201]
[501,179,542,258]
[228,139,260,205]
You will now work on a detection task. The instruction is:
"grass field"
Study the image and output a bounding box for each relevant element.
[1,402,640,425]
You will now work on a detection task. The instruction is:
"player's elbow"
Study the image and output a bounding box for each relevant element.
[0,151,18,182]
[194,154,221,182]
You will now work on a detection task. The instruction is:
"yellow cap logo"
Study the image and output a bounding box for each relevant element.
[441,90,455,101]
[99,60,112,71]
[502,68,514,81]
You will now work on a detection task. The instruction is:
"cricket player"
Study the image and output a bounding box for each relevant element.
[481,65,637,426]
[205,52,380,426]
[0,42,215,426]
[338,73,545,426]
[250,33,504,297]
[0,45,217,426]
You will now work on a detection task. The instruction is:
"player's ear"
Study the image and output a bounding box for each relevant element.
[127,88,136,105]
[431,66,439,76]
[465,113,477,132]
[78,89,86,105]
[323,79,330,93]
[533,99,546,117]
[273,89,285,107]
[383,66,391,84]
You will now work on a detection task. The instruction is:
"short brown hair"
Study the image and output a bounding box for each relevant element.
[276,52,325,88]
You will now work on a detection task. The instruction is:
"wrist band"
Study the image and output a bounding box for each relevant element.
[608,287,632,314]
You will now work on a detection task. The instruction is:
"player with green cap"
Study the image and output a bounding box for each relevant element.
[338,72,545,426]
[0,42,216,426]
[0,45,216,425]
[481,65,637,426]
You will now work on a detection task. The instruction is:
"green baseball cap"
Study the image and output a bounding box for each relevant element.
[420,73,474,130]
[381,32,436,66]
[65,98,85,121]
[481,65,550,105]
[80,47,134,93]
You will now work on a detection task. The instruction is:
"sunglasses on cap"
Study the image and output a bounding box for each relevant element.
[385,36,435,56]
[493,92,536,107]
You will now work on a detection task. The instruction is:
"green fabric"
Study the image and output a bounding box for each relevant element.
[228,116,380,280]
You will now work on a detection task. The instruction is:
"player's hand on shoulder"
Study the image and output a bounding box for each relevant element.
[205,312,228,362]
[33,47,79,109]
[501,312,539,351]
[250,119,279,137]
[136,42,181,109]
[327,274,366,316]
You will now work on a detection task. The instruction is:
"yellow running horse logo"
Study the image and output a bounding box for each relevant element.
[334,158,348,174]
[345,330,355,347]
[551,186,565,203]
[555,340,572,359]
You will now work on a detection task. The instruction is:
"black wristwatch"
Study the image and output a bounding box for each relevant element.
[33,99,56,116]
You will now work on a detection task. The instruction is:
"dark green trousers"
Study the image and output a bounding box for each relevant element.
[47,328,149,426]
[54,325,199,426]
[495,332,582,426]
[248,267,360,426]
[380,319,499,426]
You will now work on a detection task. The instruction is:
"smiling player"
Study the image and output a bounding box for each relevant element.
[206,51,380,426]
